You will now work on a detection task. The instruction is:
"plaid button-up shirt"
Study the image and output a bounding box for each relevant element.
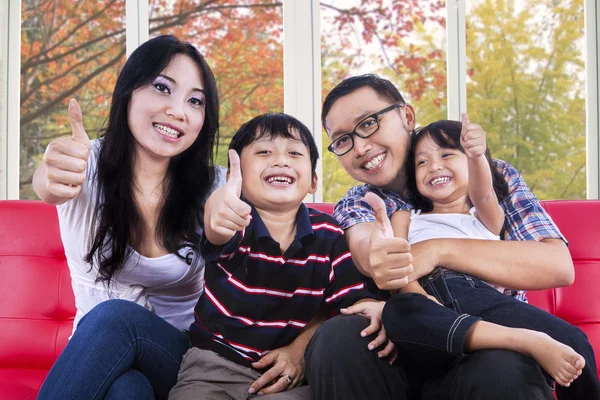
[333,159,566,302]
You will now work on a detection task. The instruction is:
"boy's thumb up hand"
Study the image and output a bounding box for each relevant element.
[204,149,250,245]
[364,192,393,239]
[68,99,91,149]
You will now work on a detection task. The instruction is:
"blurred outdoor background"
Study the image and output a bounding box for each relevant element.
[15,0,586,202]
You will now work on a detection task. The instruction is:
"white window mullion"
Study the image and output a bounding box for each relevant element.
[0,0,8,200]
[585,0,600,199]
[283,0,322,202]
[446,0,466,120]
[126,0,148,57]
[2,0,21,199]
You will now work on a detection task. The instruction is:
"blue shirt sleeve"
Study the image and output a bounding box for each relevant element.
[333,185,411,230]
[323,233,376,312]
[200,231,244,261]
[495,159,566,243]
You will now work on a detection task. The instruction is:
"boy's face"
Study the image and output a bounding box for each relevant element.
[325,86,415,193]
[239,130,317,211]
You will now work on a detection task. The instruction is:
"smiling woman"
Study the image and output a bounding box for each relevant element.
[32,35,226,400]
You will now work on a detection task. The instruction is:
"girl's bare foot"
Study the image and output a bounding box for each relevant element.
[522,331,585,387]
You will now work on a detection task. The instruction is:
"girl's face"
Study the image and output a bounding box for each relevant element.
[414,134,469,208]
[127,54,206,164]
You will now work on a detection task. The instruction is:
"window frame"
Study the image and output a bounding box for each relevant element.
[2,0,598,199]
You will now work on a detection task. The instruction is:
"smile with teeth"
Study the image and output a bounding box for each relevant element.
[266,176,295,184]
[153,123,182,139]
[363,154,385,170]
[430,176,451,186]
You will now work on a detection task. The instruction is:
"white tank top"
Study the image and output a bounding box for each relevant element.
[408,208,504,293]
[57,140,226,332]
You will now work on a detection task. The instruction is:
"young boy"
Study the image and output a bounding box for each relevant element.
[169,113,387,400]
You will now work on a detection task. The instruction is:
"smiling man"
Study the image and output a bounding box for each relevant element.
[304,74,574,400]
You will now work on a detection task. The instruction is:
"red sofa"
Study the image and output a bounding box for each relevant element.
[0,199,599,399]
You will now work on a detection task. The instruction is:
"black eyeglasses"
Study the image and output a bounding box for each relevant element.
[327,103,404,156]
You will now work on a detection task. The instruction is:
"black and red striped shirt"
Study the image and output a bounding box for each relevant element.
[188,203,372,366]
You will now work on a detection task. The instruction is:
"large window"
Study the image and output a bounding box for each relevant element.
[2,0,597,200]
[20,0,126,199]
[149,0,284,167]
[466,0,586,199]
[320,0,447,202]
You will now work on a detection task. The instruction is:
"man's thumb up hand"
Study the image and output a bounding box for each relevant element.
[364,192,394,239]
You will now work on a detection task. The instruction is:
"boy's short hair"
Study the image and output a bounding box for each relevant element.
[321,74,406,132]
[228,113,320,177]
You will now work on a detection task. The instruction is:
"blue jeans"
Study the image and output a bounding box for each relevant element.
[304,315,554,400]
[383,270,600,400]
[37,299,191,400]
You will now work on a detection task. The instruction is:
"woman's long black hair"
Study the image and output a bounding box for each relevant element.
[86,35,220,286]
[405,120,508,213]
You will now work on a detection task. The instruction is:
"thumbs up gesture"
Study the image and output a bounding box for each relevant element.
[204,149,252,245]
[363,193,413,290]
[42,99,92,200]
[460,112,487,159]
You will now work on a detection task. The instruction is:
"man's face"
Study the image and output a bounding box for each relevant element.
[325,86,415,193]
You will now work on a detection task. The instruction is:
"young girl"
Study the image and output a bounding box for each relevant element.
[381,114,600,399]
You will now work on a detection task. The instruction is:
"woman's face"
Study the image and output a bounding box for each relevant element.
[127,54,206,164]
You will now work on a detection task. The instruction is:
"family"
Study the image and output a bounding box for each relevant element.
[33,35,600,399]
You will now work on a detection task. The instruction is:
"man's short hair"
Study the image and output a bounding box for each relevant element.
[322,74,406,132]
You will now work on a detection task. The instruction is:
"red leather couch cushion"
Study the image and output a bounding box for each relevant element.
[0,201,74,398]
[0,199,598,397]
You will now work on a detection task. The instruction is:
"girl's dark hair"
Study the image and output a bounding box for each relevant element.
[405,120,508,212]
[86,35,220,286]
[228,113,319,178]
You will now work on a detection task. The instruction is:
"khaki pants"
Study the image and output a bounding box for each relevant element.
[169,348,312,400]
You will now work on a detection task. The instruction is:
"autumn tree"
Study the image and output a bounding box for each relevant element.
[320,0,446,202]
[19,0,585,201]
[20,0,443,199]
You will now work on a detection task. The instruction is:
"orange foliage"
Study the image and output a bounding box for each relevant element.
[20,0,446,192]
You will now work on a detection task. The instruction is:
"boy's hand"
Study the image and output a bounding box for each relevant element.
[460,113,487,159]
[42,99,92,199]
[249,344,304,395]
[204,149,251,245]
[340,300,398,365]
[364,193,413,290]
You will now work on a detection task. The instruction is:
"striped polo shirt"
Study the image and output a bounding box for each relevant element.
[188,203,372,366]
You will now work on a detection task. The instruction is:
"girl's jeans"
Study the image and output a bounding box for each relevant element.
[37,299,190,400]
[383,269,600,400]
